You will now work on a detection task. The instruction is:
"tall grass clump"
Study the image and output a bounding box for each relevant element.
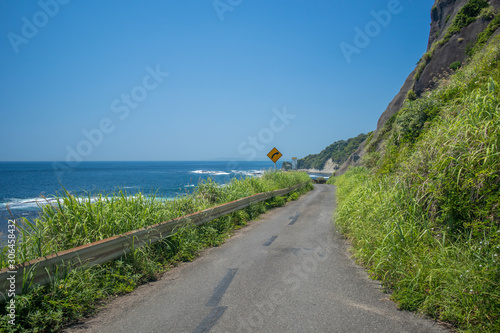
[334,37,500,332]
[470,11,500,56]
[0,171,312,332]
[336,168,500,332]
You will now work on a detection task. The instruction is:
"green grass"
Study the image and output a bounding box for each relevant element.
[470,12,500,56]
[333,36,500,332]
[0,171,312,332]
[449,61,462,71]
[335,168,500,332]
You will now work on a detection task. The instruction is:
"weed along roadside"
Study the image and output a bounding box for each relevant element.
[329,37,500,332]
[0,171,313,332]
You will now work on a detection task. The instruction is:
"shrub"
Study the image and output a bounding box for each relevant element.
[443,0,489,42]
[361,151,381,169]
[287,192,300,201]
[480,6,495,20]
[449,61,462,71]
[391,97,441,146]
[470,13,500,56]
[450,0,488,32]
[313,177,327,184]
[266,196,286,208]
[407,89,417,101]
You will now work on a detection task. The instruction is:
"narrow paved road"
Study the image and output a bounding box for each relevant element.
[66,185,448,333]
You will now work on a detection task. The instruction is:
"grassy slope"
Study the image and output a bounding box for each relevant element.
[0,172,312,332]
[331,36,500,332]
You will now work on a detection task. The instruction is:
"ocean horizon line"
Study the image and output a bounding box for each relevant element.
[0,159,274,163]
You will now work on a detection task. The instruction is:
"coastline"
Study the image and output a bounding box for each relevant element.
[300,169,333,175]
[0,161,275,244]
[296,158,338,176]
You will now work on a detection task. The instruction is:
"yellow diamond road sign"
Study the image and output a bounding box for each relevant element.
[267,147,282,163]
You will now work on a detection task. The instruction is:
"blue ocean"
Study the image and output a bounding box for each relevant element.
[0,161,277,243]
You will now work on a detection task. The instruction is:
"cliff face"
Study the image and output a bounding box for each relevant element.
[378,0,500,131]
[416,0,498,94]
[336,0,500,176]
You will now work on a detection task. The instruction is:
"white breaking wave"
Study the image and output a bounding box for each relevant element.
[1,197,58,210]
[1,196,101,211]
[231,170,265,177]
[190,170,231,176]
[190,169,266,178]
[308,174,330,179]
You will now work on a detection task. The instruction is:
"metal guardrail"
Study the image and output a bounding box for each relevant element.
[0,183,306,300]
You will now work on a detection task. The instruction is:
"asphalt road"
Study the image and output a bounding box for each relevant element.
[65,185,449,333]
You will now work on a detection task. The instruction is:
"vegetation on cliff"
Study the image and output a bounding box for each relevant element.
[444,0,489,41]
[332,36,500,332]
[297,133,370,170]
[415,0,493,83]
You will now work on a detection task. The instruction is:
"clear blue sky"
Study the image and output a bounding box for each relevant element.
[0,0,434,162]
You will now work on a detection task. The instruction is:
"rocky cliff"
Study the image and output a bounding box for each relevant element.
[336,0,500,176]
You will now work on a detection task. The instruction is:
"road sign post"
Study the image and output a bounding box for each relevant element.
[267,147,282,170]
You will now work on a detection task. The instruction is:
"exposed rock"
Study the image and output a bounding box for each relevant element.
[335,0,500,176]
[379,0,500,131]
[416,17,493,94]
[334,149,363,176]
[298,158,338,174]
[376,67,417,131]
